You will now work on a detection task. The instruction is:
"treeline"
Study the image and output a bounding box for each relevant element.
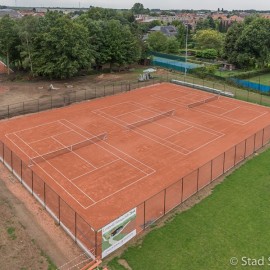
[224,16,270,68]
[0,8,146,79]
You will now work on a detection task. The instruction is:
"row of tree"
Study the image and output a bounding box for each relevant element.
[224,16,270,68]
[0,9,142,78]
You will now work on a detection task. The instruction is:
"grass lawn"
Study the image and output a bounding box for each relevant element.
[108,148,270,270]
[247,73,270,86]
[214,69,247,78]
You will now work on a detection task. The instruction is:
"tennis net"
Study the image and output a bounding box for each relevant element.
[188,95,219,109]
[126,110,175,129]
[29,132,107,166]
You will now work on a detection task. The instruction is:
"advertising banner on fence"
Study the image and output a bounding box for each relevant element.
[102,208,137,258]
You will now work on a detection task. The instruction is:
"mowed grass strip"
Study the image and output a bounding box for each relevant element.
[248,73,270,86]
[108,148,270,270]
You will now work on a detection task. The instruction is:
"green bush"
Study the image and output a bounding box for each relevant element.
[196,49,217,59]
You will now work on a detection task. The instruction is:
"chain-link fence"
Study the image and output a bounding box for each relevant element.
[1,123,269,258]
[2,70,270,120]
[0,79,160,120]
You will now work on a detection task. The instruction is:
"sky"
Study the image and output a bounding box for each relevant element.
[1,0,270,10]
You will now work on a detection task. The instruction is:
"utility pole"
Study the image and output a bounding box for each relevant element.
[185,24,188,76]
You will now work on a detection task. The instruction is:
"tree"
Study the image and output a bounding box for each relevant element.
[131,3,145,14]
[235,18,270,68]
[194,29,224,52]
[208,16,216,30]
[33,12,93,79]
[166,37,180,54]
[223,17,270,68]
[195,18,210,31]
[17,16,39,75]
[147,31,168,52]
[81,19,141,70]
[223,22,245,66]
[176,23,186,48]
[0,15,19,74]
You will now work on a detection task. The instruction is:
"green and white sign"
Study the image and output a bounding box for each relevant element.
[102,208,136,258]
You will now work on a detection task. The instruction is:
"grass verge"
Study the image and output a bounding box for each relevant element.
[108,148,270,270]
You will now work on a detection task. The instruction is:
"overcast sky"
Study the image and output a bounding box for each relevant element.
[2,0,270,10]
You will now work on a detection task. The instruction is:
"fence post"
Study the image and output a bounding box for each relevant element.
[44,183,46,207]
[223,152,226,173]
[58,196,61,225]
[95,231,98,257]
[253,133,256,152]
[262,128,265,146]
[181,178,184,203]
[234,145,237,166]
[163,189,166,215]
[143,201,146,230]
[8,105,9,118]
[197,168,199,192]
[210,160,213,181]
[31,171,33,194]
[75,212,77,243]
[20,160,23,182]
[11,151,13,172]
[244,139,247,158]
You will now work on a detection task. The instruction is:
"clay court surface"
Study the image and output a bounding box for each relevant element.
[1,82,270,233]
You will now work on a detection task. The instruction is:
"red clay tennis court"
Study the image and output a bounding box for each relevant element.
[1,82,270,258]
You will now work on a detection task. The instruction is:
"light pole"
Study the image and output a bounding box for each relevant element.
[185,24,188,76]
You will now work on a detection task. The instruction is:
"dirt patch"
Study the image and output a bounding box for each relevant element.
[0,86,8,94]
[118,259,132,270]
[97,73,121,81]
[0,163,89,269]
[0,66,164,107]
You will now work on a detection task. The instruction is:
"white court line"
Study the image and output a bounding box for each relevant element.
[192,107,246,125]
[91,173,151,206]
[22,135,95,205]
[126,114,224,155]
[28,130,73,145]
[95,101,141,115]
[58,120,90,141]
[59,119,126,162]
[127,101,224,137]
[5,120,62,136]
[114,108,143,118]
[62,119,155,175]
[192,107,268,126]
[244,111,268,125]
[5,133,95,209]
[151,95,239,130]
[164,126,194,140]
[52,136,97,169]
[71,158,120,181]
[94,110,189,155]
[13,133,97,204]
[220,106,241,116]
[115,99,225,135]
[94,107,226,160]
